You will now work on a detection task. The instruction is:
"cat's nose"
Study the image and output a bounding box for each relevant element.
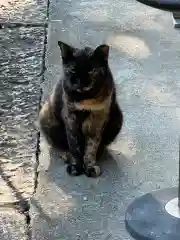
[76,89,82,93]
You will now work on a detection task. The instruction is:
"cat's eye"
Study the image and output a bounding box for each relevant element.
[88,69,98,77]
[64,68,75,75]
[69,69,75,74]
[89,67,105,78]
[65,65,76,75]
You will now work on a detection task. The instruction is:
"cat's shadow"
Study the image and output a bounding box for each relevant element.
[32,144,133,239]
[45,146,129,196]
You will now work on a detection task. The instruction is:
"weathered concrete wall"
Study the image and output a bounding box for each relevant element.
[0,0,48,239]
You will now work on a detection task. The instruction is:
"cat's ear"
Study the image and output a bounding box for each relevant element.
[93,44,109,61]
[58,41,75,62]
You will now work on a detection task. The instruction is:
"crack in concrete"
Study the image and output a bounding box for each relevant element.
[33,0,50,195]
[29,0,50,239]
[0,165,31,238]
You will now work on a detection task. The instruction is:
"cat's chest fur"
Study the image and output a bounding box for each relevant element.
[62,87,112,136]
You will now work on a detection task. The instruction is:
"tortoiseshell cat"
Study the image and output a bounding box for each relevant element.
[39,41,123,177]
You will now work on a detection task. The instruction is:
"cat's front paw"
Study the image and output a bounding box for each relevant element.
[84,165,101,178]
[66,164,83,176]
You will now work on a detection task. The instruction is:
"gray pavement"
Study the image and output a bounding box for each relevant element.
[31,0,180,240]
[0,208,28,240]
[0,0,47,23]
[0,0,48,239]
[1,0,180,239]
[0,26,44,204]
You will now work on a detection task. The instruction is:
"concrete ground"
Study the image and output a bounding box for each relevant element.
[31,0,180,239]
[1,0,180,239]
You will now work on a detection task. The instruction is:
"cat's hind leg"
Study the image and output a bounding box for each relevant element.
[97,102,123,159]
[38,100,69,158]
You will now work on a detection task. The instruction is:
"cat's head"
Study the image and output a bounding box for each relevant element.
[58,41,110,95]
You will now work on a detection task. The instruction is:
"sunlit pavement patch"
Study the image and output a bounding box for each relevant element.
[0,0,48,23]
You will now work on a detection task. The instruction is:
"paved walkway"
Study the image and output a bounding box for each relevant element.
[1,0,180,239]
[32,0,180,239]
